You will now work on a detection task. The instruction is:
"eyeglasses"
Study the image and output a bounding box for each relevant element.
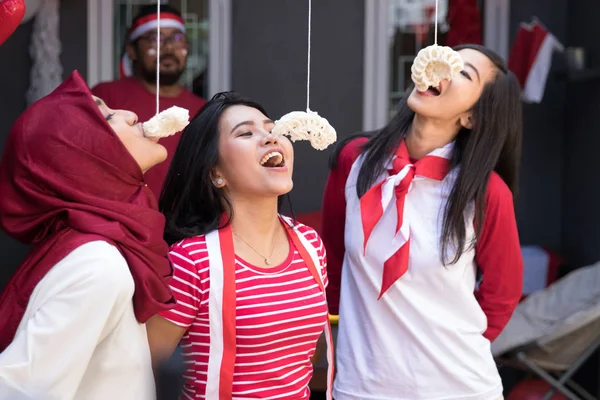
[139,32,187,48]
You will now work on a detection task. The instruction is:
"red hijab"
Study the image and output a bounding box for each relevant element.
[0,71,175,351]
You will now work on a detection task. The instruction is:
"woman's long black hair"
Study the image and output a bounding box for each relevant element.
[330,44,523,264]
[159,91,294,245]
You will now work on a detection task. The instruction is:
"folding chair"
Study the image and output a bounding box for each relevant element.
[492,262,600,400]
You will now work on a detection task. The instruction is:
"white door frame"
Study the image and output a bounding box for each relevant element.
[208,0,231,96]
[87,0,114,88]
[86,0,231,94]
[362,0,510,131]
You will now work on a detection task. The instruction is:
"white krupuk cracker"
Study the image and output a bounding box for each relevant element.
[411,45,464,92]
[272,110,337,151]
[143,106,190,138]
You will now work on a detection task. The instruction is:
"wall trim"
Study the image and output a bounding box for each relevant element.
[208,0,231,94]
[483,0,510,61]
[362,0,390,132]
[87,0,114,88]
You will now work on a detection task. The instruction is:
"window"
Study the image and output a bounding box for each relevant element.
[363,0,509,130]
[87,0,230,97]
[112,1,209,98]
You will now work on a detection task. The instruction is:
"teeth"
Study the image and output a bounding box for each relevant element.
[260,151,283,166]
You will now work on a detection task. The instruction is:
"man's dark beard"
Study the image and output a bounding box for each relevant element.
[137,56,185,86]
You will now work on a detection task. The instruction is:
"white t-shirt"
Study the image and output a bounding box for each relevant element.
[0,241,156,400]
[333,156,503,400]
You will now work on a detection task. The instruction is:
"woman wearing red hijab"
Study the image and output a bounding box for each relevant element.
[0,71,174,399]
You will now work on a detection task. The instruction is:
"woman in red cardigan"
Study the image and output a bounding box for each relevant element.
[321,44,524,400]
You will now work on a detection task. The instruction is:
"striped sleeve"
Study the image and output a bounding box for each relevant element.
[159,244,205,328]
[296,223,329,289]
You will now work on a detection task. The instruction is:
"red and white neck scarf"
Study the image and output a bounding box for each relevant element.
[203,217,334,400]
[360,140,453,299]
[120,12,186,78]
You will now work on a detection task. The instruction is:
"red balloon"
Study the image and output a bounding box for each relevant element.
[0,0,26,47]
[507,379,568,400]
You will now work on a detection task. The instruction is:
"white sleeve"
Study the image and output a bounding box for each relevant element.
[0,241,135,400]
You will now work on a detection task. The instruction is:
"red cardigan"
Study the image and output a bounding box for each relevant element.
[320,138,524,342]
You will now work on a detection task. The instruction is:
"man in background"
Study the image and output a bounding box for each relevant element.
[92,4,206,199]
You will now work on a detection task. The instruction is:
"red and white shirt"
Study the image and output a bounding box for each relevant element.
[160,223,328,400]
[321,138,523,400]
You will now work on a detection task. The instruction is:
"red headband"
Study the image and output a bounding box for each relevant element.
[128,12,186,41]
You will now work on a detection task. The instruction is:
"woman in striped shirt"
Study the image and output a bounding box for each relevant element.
[146,92,332,400]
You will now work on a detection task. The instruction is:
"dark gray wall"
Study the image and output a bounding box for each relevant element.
[60,0,89,81]
[231,0,365,213]
[509,0,568,250]
[0,0,88,288]
[562,2,600,266]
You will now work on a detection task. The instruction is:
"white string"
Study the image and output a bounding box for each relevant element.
[306,0,311,112]
[434,0,438,45]
[155,1,161,115]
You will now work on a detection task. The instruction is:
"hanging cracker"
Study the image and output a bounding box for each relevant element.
[272,109,336,151]
[411,44,464,92]
[410,0,464,92]
[271,0,337,151]
[143,106,190,138]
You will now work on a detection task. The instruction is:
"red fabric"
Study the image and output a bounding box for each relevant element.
[359,140,450,298]
[0,0,25,47]
[0,71,175,351]
[508,22,549,88]
[218,225,236,400]
[445,0,482,47]
[91,78,206,198]
[321,138,523,341]
[507,26,533,87]
[473,173,523,341]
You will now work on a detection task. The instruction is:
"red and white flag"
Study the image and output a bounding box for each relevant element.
[508,20,563,103]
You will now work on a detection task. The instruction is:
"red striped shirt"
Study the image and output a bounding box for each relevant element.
[160,223,328,399]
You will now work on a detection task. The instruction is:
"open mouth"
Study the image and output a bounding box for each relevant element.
[260,151,285,168]
[426,85,441,96]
